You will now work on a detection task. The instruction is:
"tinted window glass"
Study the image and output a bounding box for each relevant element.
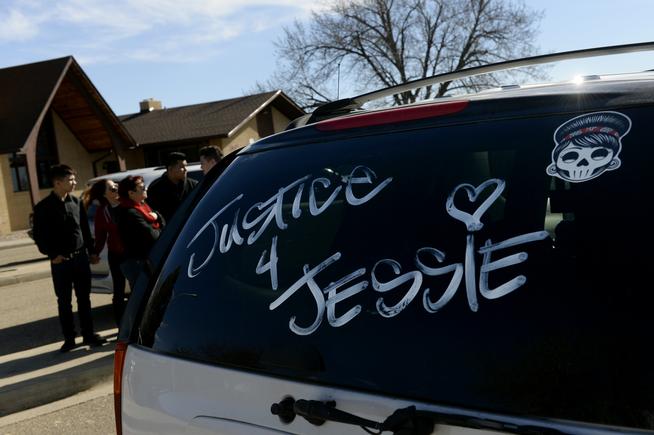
[187,169,203,183]
[139,108,653,429]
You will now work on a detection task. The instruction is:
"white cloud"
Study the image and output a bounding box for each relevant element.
[0,9,40,42]
[0,0,321,63]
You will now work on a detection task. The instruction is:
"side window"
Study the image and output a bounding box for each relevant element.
[187,169,203,183]
[139,109,653,430]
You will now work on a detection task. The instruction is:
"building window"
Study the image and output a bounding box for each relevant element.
[9,154,29,192]
[9,113,59,192]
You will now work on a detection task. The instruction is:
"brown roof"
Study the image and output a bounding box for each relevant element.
[120,90,304,146]
[0,57,69,155]
[0,56,134,154]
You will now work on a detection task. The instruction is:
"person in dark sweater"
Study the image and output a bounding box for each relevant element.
[199,145,222,175]
[84,179,126,325]
[117,175,165,289]
[32,164,106,352]
[146,152,198,222]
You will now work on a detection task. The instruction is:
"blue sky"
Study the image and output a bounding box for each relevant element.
[1,0,653,115]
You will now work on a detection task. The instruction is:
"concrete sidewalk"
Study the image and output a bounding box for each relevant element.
[0,328,117,418]
[0,234,51,287]
[0,231,117,418]
[0,234,34,249]
[0,230,35,251]
[0,260,52,288]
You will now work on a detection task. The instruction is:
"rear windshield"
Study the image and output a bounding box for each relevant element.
[138,107,653,429]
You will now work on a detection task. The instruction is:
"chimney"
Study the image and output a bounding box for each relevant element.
[139,98,162,113]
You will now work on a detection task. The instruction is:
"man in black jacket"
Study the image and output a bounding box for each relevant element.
[32,164,105,352]
[146,152,198,222]
[199,145,222,175]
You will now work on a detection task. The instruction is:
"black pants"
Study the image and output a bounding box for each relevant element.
[108,251,127,326]
[50,252,95,341]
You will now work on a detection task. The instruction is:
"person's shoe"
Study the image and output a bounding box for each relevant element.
[82,334,107,347]
[60,339,77,353]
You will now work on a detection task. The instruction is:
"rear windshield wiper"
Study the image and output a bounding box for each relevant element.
[272,398,529,434]
[291,399,550,434]
[271,398,651,435]
[272,398,429,434]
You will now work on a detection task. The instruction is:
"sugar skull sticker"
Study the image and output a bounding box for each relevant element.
[546,111,631,183]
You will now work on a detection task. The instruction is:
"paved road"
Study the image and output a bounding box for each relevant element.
[0,278,114,357]
[0,387,114,434]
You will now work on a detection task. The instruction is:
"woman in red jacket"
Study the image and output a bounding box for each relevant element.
[116,176,165,290]
[84,179,127,325]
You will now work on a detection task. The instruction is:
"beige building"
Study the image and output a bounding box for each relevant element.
[0,56,304,236]
[121,91,304,166]
[0,57,136,235]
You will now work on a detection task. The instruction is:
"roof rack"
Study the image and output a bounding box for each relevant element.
[302,41,654,126]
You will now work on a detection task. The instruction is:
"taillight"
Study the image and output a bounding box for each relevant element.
[315,100,468,131]
[114,341,128,435]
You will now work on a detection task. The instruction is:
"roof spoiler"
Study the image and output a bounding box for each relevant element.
[291,41,654,127]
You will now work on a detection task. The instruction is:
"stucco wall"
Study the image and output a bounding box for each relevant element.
[0,154,12,234]
[7,191,36,232]
[272,106,292,133]
[222,118,259,155]
[0,111,110,233]
[0,155,43,233]
[53,111,135,183]
[220,107,296,156]
[0,154,53,232]
[123,148,145,170]
[0,112,142,234]
[209,137,223,147]
[53,111,98,186]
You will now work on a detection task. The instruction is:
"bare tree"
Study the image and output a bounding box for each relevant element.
[265,0,544,109]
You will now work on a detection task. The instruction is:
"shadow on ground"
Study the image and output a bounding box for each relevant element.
[0,304,116,357]
[0,333,118,379]
[0,257,48,268]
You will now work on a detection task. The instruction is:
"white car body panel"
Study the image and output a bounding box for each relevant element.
[121,346,499,435]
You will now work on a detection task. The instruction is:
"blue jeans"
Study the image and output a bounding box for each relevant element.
[120,258,143,291]
[108,251,127,325]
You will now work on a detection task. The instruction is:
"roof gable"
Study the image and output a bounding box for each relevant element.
[0,56,134,155]
[0,57,71,155]
[121,91,304,146]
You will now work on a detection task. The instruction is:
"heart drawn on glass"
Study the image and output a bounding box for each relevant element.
[445,179,506,231]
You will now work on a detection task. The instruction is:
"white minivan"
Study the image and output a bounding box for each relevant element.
[114,44,654,434]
